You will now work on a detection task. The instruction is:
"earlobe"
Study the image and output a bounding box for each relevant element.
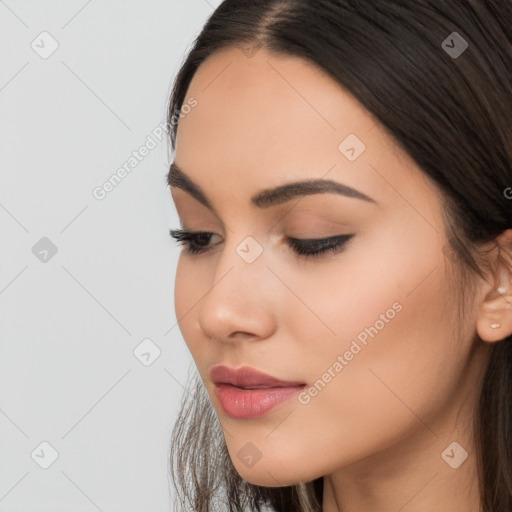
[477,297,512,342]
[476,229,512,343]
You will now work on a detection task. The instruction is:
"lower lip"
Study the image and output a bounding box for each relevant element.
[214,383,304,419]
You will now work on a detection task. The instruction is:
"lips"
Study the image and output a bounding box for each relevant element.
[210,364,306,419]
[210,364,305,389]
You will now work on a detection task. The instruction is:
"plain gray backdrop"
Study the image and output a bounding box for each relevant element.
[0,1,223,510]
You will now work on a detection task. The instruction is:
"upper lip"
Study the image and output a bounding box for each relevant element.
[210,364,305,389]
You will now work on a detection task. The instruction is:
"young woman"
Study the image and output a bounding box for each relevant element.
[165,1,512,510]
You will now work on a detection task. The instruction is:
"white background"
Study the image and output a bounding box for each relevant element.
[0,1,223,510]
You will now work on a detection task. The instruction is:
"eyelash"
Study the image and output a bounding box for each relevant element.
[169,229,354,259]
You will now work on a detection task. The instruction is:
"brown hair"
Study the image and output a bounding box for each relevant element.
[166,1,512,510]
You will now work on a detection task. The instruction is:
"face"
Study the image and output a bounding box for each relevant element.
[169,46,489,486]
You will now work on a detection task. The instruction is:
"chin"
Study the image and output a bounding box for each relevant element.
[233,463,301,487]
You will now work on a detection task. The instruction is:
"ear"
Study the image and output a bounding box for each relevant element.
[476,229,512,343]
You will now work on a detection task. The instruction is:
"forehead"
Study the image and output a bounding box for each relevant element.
[177,47,376,162]
[173,46,437,212]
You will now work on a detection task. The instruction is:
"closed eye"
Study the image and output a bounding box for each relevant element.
[169,229,354,259]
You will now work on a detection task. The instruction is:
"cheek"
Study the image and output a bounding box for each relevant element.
[284,229,466,459]
[174,256,204,355]
[291,277,460,474]
[283,215,448,361]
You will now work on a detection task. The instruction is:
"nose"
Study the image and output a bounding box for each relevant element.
[197,236,277,344]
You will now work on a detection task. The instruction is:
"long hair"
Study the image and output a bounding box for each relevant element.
[166,1,512,510]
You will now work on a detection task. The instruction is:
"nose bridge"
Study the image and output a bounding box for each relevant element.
[214,225,268,285]
[197,231,275,339]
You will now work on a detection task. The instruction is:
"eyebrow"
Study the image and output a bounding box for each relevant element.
[167,162,377,213]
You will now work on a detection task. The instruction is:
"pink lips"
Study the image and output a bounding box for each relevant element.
[210,364,305,419]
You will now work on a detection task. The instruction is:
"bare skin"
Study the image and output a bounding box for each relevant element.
[168,46,512,512]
